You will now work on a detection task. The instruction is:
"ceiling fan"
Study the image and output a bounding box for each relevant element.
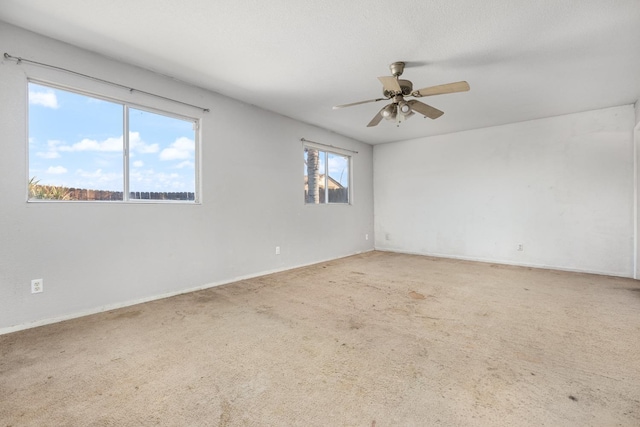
[333,62,470,127]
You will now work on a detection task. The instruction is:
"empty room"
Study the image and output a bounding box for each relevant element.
[1,1,639,426]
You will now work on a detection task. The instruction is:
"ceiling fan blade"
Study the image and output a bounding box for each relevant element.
[378,76,402,93]
[414,81,470,97]
[366,108,385,127]
[333,98,386,109]
[408,100,444,119]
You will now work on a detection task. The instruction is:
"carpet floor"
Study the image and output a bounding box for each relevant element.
[1,251,639,426]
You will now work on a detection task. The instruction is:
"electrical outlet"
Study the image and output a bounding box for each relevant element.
[517,244,524,252]
[31,279,43,294]
[365,234,369,240]
[275,246,280,255]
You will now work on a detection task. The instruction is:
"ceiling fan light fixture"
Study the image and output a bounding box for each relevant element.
[398,100,412,115]
[381,104,397,120]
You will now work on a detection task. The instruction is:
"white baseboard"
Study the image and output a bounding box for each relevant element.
[374,247,632,278]
[0,248,375,336]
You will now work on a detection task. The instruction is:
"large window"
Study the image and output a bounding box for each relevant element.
[28,81,198,202]
[304,145,350,204]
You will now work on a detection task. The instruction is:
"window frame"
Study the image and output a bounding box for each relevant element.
[26,78,201,204]
[303,142,352,205]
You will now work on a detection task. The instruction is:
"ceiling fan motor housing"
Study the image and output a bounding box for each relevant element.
[389,61,405,77]
[382,79,413,98]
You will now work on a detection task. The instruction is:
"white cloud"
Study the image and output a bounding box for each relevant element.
[175,160,194,169]
[35,140,63,159]
[59,136,122,152]
[129,168,193,192]
[74,169,121,186]
[160,137,194,161]
[133,160,144,168]
[129,132,158,154]
[60,168,122,190]
[29,90,59,109]
[76,168,104,178]
[37,151,61,159]
[54,132,158,154]
[46,166,68,174]
[33,133,159,168]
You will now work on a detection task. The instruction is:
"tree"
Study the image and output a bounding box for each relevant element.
[306,148,320,203]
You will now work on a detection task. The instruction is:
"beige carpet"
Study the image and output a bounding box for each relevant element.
[1,251,639,426]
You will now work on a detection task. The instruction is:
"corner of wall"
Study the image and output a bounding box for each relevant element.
[635,100,640,279]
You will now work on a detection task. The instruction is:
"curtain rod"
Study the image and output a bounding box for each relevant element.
[300,138,358,154]
[3,52,210,113]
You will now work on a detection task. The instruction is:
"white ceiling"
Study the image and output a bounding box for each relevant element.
[1,0,639,144]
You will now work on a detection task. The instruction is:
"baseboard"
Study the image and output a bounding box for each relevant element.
[0,248,375,336]
[374,247,633,279]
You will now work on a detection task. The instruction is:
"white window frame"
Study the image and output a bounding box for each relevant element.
[303,142,352,205]
[27,78,201,204]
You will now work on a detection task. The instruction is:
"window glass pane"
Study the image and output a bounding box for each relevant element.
[304,148,326,204]
[28,82,124,200]
[327,152,349,203]
[304,147,350,205]
[28,82,199,203]
[128,108,196,200]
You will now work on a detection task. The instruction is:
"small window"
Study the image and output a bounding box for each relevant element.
[304,145,350,204]
[28,82,198,202]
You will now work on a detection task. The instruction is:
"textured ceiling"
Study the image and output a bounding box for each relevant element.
[1,0,639,144]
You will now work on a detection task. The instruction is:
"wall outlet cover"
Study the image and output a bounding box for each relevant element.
[31,278,43,293]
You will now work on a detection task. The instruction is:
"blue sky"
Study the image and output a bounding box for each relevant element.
[28,82,196,193]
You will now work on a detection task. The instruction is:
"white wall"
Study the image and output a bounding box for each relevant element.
[374,106,635,277]
[0,22,374,333]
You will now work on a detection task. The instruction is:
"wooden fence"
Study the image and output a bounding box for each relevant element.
[31,185,195,201]
[305,188,348,204]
